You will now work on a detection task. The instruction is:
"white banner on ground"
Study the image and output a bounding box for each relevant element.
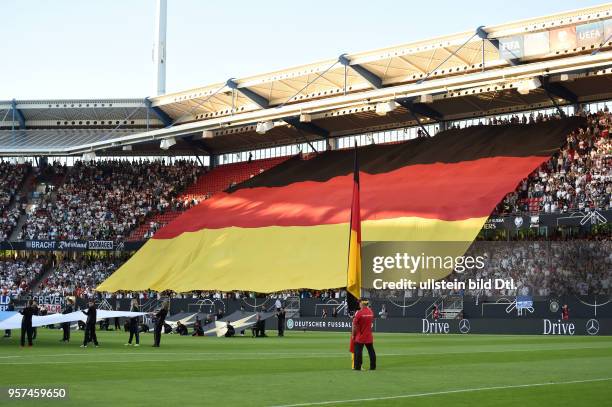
[0,310,148,330]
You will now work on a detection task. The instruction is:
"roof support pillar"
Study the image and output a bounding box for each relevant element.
[226,79,269,108]
[338,54,383,89]
[11,99,25,130]
[145,98,172,127]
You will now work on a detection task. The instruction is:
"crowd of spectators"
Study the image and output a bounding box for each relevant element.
[2,108,610,302]
[18,159,200,241]
[35,258,122,298]
[0,162,30,240]
[451,110,559,129]
[495,109,611,215]
[0,259,45,297]
[443,240,612,297]
[9,237,611,300]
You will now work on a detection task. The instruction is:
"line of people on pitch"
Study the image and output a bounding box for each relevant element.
[16,299,170,348]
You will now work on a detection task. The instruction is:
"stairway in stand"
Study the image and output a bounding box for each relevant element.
[127,156,289,241]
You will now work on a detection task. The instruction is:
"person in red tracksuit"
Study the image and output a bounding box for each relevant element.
[352,299,376,371]
[562,304,569,321]
[433,304,440,321]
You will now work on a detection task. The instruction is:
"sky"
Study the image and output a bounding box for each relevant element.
[0,0,606,100]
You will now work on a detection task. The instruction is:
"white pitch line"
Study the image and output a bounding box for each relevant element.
[0,351,353,359]
[269,377,612,407]
[0,343,609,363]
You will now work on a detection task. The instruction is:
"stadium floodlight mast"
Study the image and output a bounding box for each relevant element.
[153,0,168,96]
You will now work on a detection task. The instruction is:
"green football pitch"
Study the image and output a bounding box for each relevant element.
[0,328,611,406]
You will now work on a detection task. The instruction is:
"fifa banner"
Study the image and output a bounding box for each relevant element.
[284,317,612,336]
[498,18,611,61]
[0,240,146,252]
[97,117,584,293]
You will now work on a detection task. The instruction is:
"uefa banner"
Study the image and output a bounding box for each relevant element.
[285,317,612,336]
[498,18,612,61]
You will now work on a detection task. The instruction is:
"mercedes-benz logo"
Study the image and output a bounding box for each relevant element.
[459,319,471,334]
[286,319,294,330]
[586,319,600,336]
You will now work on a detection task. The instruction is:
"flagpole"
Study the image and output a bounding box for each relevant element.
[347,141,361,368]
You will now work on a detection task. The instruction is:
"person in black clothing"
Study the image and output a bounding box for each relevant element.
[252,313,266,337]
[114,303,121,331]
[4,300,14,338]
[224,321,235,337]
[215,308,224,321]
[99,318,109,331]
[19,300,35,347]
[277,307,286,337]
[31,302,39,340]
[126,299,140,346]
[61,298,74,343]
[153,302,169,347]
[175,321,188,336]
[192,318,204,336]
[81,300,99,348]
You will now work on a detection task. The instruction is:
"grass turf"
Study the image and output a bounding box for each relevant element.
[0,328,611,406]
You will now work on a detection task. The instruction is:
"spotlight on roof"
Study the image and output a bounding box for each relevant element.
[420,94,433,103]
[299,114,312,123]
[375,101,397,116]
[122,145,133,151]
[256,121,274,134]
[82,152,96,161]
[516,77,541,95]
[202,130,215,139]
[160,137,176,150]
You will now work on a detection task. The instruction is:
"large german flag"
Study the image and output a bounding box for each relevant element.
[97,117,584,293]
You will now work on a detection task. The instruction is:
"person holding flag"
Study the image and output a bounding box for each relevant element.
[351,299,376,371]
[346,142,376,370]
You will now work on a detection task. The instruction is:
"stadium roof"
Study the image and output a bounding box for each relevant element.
[0,99,162,128]
[1,3,612,156]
